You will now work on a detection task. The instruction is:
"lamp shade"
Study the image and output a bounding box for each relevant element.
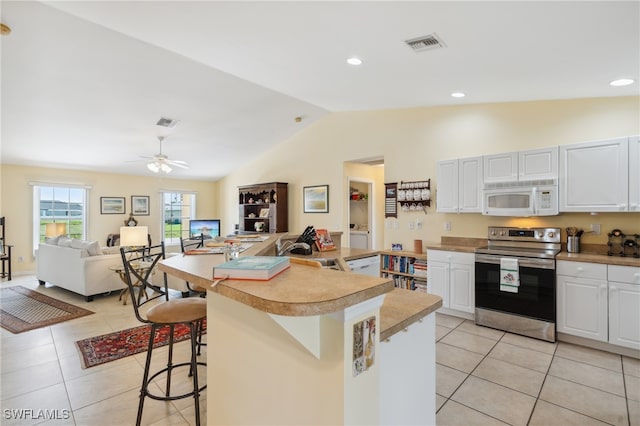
[119,226,149,247]
[45,222,67,237]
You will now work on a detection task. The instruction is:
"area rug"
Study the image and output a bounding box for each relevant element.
[75,320,207,368]
[0,286,94,334]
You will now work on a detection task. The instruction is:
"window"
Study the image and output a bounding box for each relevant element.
[162,192,196,245]
[33,185,87,249]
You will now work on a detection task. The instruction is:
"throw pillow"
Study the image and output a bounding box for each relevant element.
[58,237,72,247]
[101,246,121,255]
[45,236,61,245]
[86,241,103,256]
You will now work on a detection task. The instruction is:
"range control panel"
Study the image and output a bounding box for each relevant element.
[488,226,561,243]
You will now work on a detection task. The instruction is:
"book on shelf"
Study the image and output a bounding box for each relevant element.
[213,256,290,280]
[314,229,336,251]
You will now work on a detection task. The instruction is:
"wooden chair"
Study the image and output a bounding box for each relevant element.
[0,217,12,281]
[120,242,206,426]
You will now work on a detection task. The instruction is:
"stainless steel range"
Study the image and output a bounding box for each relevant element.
[475,226,561,342]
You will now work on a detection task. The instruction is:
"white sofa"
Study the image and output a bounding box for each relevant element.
[36,240,190,301]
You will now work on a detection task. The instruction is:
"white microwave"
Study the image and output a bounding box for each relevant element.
[483,181,559,216]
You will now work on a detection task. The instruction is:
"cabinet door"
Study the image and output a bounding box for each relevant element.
[436,159,458,213]
[427,260,449,308]
[449,261,474,313]
[609,282,640,350]
[519,146,558,181]
[559,137,629,212]
[557,275,608,342]
[483,152,518,183]
[458,156,483,213]
[629,135,640,212]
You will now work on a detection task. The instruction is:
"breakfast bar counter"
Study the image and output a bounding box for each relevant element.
[159,234,441,425]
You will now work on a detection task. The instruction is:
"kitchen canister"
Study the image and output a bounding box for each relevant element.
[567,236,581,253]
[414,239,423,254]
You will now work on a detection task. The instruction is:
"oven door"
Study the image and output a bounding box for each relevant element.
[475,254,556,322]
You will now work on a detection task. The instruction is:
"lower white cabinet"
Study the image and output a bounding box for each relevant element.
[557,261,640,350]
[427,250,474,314]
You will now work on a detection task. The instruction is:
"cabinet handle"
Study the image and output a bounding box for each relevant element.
[576,267,584,273]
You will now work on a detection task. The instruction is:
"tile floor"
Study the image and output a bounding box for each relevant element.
[1,275,206,426]
[2,275,639,425]
[435,313,640,426]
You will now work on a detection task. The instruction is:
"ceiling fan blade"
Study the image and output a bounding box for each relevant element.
[167,161,189,169]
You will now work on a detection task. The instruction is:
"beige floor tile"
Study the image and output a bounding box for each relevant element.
[436,342,484,374]
[436,363,468,398]
[555,342,622,372]
[548,356,625,396]
[435,313,465,329]
[1,327,53,355]
[472,356,545,397]
[0,342,59,371]
[72,387,181,426]
[626,374,640,402]
[440,329,498,355]
[629,399,640,426]
[436,400,509,426]
[65,358,143,410]
[1,360,64,401]
[457,320,505,340]
[148,411,191,426]
[624,355,640,378]
[500,332,557,355]
[529,400,610,426]
[435,325,453,341]
[539,375,628,426]
[0,383,72,426]
[435,394,447,411]
[451,376,536,426]
[488,342,553,373]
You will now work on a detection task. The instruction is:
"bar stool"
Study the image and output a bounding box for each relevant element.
[120,242,206,426]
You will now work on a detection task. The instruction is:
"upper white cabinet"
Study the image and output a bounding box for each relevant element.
[483,152,518,183]
[629,135,640,212]
[484,147,558,183]
[559,137,629,212]
[437,156,482,213]
[519,146,558,181]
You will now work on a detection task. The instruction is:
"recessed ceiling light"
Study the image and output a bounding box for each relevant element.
[609,78,634,87]
[451,92,465,98]
[347,57,362,66]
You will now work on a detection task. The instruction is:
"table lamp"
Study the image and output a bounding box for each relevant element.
[45,223,67,237]
[119,226,149,248]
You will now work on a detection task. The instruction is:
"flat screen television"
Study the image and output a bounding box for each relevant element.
[189,219,221,239]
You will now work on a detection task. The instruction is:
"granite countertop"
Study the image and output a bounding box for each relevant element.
[379,288,442,341]
[556,252,640,267]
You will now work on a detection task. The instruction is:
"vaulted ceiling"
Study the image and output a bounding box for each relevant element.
[2,1,638,180]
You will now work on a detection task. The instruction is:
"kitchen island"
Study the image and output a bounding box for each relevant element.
[159,234,441,425]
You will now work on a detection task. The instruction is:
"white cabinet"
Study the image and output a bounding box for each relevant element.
[629,135,640,212]
[557,261,640,350]
[557,261,608,342]
[437,156,482,213]
[519,146,558,181]
[559,137,629,212]
[427,250,474,314]
[483,152,518,183]
[484,147,558,183]
[608,265,640,350]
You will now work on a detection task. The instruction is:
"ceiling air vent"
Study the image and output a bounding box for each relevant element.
[156,117,179,128]
[405,33,446,53]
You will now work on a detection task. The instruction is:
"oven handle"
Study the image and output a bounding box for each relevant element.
[475,254,556,270]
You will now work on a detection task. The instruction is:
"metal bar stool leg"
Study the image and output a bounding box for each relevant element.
[165,325,175,397]
[189,322,202,426]
[137,324,159,426]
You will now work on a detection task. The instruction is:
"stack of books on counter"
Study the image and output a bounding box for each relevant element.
[213,256,290,281]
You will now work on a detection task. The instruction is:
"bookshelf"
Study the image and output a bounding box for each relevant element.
[379,250,428,292]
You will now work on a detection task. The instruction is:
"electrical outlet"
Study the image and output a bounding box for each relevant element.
[394,221,399,229]
[18,256,24,263]
[416,219,423,230]
[590,224,601,235]
[409,221,415,230]
[444,222,451,231]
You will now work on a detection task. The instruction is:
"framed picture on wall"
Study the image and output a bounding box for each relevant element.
[303,185,329,213]
[100,197,125,214]
[131,195,150,215]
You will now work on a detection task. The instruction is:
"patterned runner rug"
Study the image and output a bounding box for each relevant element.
[75,320,206,368]
[0,286,94,334]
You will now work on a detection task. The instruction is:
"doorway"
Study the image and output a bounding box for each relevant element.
[348,179,373,249]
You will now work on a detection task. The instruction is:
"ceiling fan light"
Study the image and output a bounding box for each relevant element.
[147,162,160,173]
[160,163,172,173]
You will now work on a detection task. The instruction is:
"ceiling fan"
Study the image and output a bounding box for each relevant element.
[141,136,189,173]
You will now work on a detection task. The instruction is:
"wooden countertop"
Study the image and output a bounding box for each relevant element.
[159,233,442,337]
